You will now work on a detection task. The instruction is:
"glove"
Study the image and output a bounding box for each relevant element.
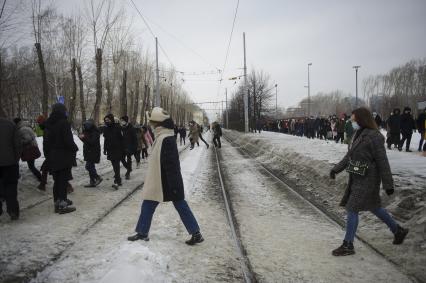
[329,170,336,180]
[386,189,394,196]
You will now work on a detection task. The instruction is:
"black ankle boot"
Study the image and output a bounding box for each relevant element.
[185,232,204,245]
[332,241,355,256]
[127,233,149,241]
[393,225,409,245]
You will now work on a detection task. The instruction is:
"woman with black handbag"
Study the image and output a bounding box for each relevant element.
[329,107,408,256]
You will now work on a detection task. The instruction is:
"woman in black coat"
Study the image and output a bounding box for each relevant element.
[45,103,78,214]
[79,119,102,187]
[330,107,408,256]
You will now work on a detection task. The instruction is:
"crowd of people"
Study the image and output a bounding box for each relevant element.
[0,103,223,221]
[263,106,426,152]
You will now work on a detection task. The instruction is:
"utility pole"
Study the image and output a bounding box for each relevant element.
[353,65,360,108]
[155,37,160,107]
[225,88,229,129]
[243,32,248,133]
[308,63,312,117]
[275,84,278,115]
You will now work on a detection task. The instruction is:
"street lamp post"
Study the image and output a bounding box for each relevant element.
[353,65,361,108]
[307,63,312,117]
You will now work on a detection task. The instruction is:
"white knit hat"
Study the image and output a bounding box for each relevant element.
[147,107,170,122]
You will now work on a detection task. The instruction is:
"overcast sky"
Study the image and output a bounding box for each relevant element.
[51,0,426,116]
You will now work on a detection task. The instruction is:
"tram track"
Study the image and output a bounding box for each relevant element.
[221,134,418,283]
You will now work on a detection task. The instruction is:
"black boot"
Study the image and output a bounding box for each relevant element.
[393,225,409,245]
[127,233,149,241]
[332,241,355,256]
[185,232,204,245]
[55,200,76,214]
[94,176,103,187]
[125,170,131,180]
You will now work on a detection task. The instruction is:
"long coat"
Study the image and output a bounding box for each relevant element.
[103,124,124,161]
[121,124,138,155]
[0,118,21,167]
[400,113,415,135]
[332,128,393,212]
[189,124,199,144]
[81,128,101,163]
[45,113,78,172]
[142,125,184,202]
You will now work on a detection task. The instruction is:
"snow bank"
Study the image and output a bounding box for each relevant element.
[224,129,425,282]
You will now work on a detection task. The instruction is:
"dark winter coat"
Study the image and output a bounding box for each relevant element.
[417,112,426,132]
[374,115,382,128]
[387,110,401,134]
[121,124,138,155]
[80,127,101,163]
[0,118,21,166]
[161,135,185,202]
[336,119,345,133]
[45,112,78,172]
[103,124,124,161]
[213,123,222,137]
[400,112,416,134]
[179,127,187,138]
[332,128,393,212]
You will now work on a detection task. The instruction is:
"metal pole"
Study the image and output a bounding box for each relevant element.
[155,37,160,107]
[308,63,312,117]
[353,65,360,108]
[275,84,278,115]
[226,88,229,129]
[243,32,248,133]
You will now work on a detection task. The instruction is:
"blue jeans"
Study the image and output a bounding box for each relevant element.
[85,161,98,180]
[135,200,200,236]
[344,208,398,243]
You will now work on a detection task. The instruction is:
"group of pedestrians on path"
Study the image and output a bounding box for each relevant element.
[0,104,208,246]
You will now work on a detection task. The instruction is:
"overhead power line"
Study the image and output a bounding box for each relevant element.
[219,0,240,85]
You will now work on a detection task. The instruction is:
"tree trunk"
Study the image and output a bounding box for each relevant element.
[93,48,103,125]
[140,84,148,125]
[0,54,6,118]
[35,43,49,116]
[106,80,112,114]
[120,70,127,117]
[129,90,134,121]
[132,80,140,124]
[77,64,86,122]
[69,58,77,125]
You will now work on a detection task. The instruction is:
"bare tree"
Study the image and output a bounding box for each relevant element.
[86,0,122,124]
[31,0,54,116]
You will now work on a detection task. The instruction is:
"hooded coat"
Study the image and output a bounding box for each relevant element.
[16,121,38,147]
[103,114,124,161]
[45,105,78,172]
[142,119,184,202]
[332,128,393,212]
[387,109,401,134]
[400,107,416,135]
[80,120,101,163]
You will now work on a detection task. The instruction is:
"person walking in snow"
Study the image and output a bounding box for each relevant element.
[141,126,151,160]
[45,103,78,214]
[212,121,222,148]
[13,118,42,183]
[386,108,401,149]
[134,126,143,168]
[335,116,345,144]
[330,107,408,256]
[344,116,354,144]
[0,115,22,220]
[120,116,137,180]
[198,123,210,149]
[373,112,382,129]
[178,125,187,146]
[399,107,416,152]
[103,114,125,188]
[79,119,102,187]
[128,107,204,245]
[189,121,200,150]
[417,107,426,152]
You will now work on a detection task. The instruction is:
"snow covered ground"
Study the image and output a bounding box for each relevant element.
[1,130,422,282]
[224,129,425,282]
[31,137,243,282]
